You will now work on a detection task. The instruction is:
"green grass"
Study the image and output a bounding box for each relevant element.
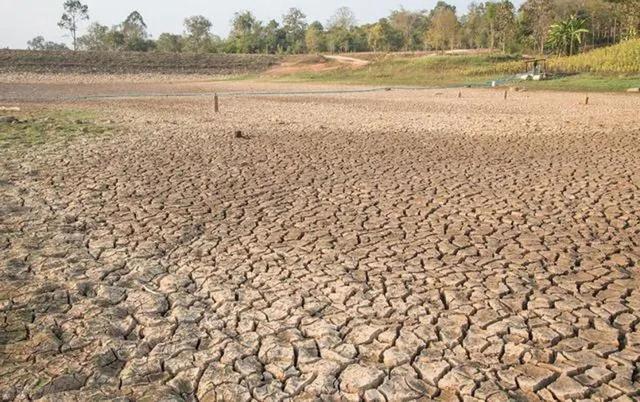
[267,54,523,87]
[0,109,115,150]
[520,74,640,92]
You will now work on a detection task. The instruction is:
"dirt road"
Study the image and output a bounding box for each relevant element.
[1,77,640,401]
[323,55,370,66]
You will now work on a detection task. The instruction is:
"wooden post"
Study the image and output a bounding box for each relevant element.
[584,94,589,105]
[214,93,219,113]
[458,90,462,99]
[504,89,508,100]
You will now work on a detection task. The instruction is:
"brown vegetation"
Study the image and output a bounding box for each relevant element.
[0,49,279,75]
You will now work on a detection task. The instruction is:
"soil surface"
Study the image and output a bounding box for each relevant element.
[1,76,640,401]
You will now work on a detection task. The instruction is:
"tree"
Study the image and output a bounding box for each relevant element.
[121,11,154,51]
[430,1,457,16]
[58,0,89,51]
[519,0,554,53]
[27,36,69,51]
[389,8,427,51]
[367,19,402,52]
[485,2,498,49]
[327,7,356,30]
[461,2,489,49]
[282,8,308,53]
[547,15,590,55]
[123,11,147,38]
[156,33,184,53]
[78,23,110,50]
[325,8,357,52]
[426,7,459,51]
[604,0,640,41]
[229,11,263,53]
[326,27,353,52]
[183,15,213,53]
[79,17,153,52]
[261,20,285,54]
[485,1,516,52]
[496,1,516,52]
[305,22,326,53]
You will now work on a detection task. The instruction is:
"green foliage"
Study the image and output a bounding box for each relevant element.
[27,36,69,51]
[305,22,326,53]
[121,11,154,51]
[426,7,460,51]
[228,11,263,53]
[261,20,286,54]
[460,3,490,49]
[389,9,428,51]
[156,33,184,53]
[485,1,517,52]
[38,0,640,57]
[547,15,589,56]
[79,15,154,52]
[326,27,353,53]
[78,23,110,50]
[183,15,216,53]
[365,19,402,52]
[282,8,308,53]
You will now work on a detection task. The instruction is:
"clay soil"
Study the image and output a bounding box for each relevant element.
[1,75,640,401]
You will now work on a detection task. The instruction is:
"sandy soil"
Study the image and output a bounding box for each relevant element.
[1,76,640,401]
[323,55,370,66]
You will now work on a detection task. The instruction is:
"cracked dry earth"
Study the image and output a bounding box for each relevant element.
[1,82,640,402]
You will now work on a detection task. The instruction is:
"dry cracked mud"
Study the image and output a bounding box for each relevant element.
[1,78,640,401]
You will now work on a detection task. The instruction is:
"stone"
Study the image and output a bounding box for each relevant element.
[364,389,386,401]
[0,116,18,123]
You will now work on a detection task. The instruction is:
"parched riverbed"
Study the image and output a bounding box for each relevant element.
[1,77,639,401]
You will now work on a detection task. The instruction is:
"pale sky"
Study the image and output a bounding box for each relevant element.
[0,0,524,49]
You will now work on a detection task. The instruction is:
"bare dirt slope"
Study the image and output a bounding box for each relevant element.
[0,50,279,75]
[1,78,640,401]
[323,55,370,66]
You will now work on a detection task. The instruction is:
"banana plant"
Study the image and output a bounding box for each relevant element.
[547,15,590,56]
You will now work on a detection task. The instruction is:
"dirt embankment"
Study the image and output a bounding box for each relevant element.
[0,50,280,75]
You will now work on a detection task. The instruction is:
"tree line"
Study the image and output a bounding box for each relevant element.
[29,0,640,56]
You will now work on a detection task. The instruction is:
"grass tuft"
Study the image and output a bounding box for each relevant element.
[0,109,115,150]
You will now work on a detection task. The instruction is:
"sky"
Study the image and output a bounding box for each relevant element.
[0,0,523,49]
